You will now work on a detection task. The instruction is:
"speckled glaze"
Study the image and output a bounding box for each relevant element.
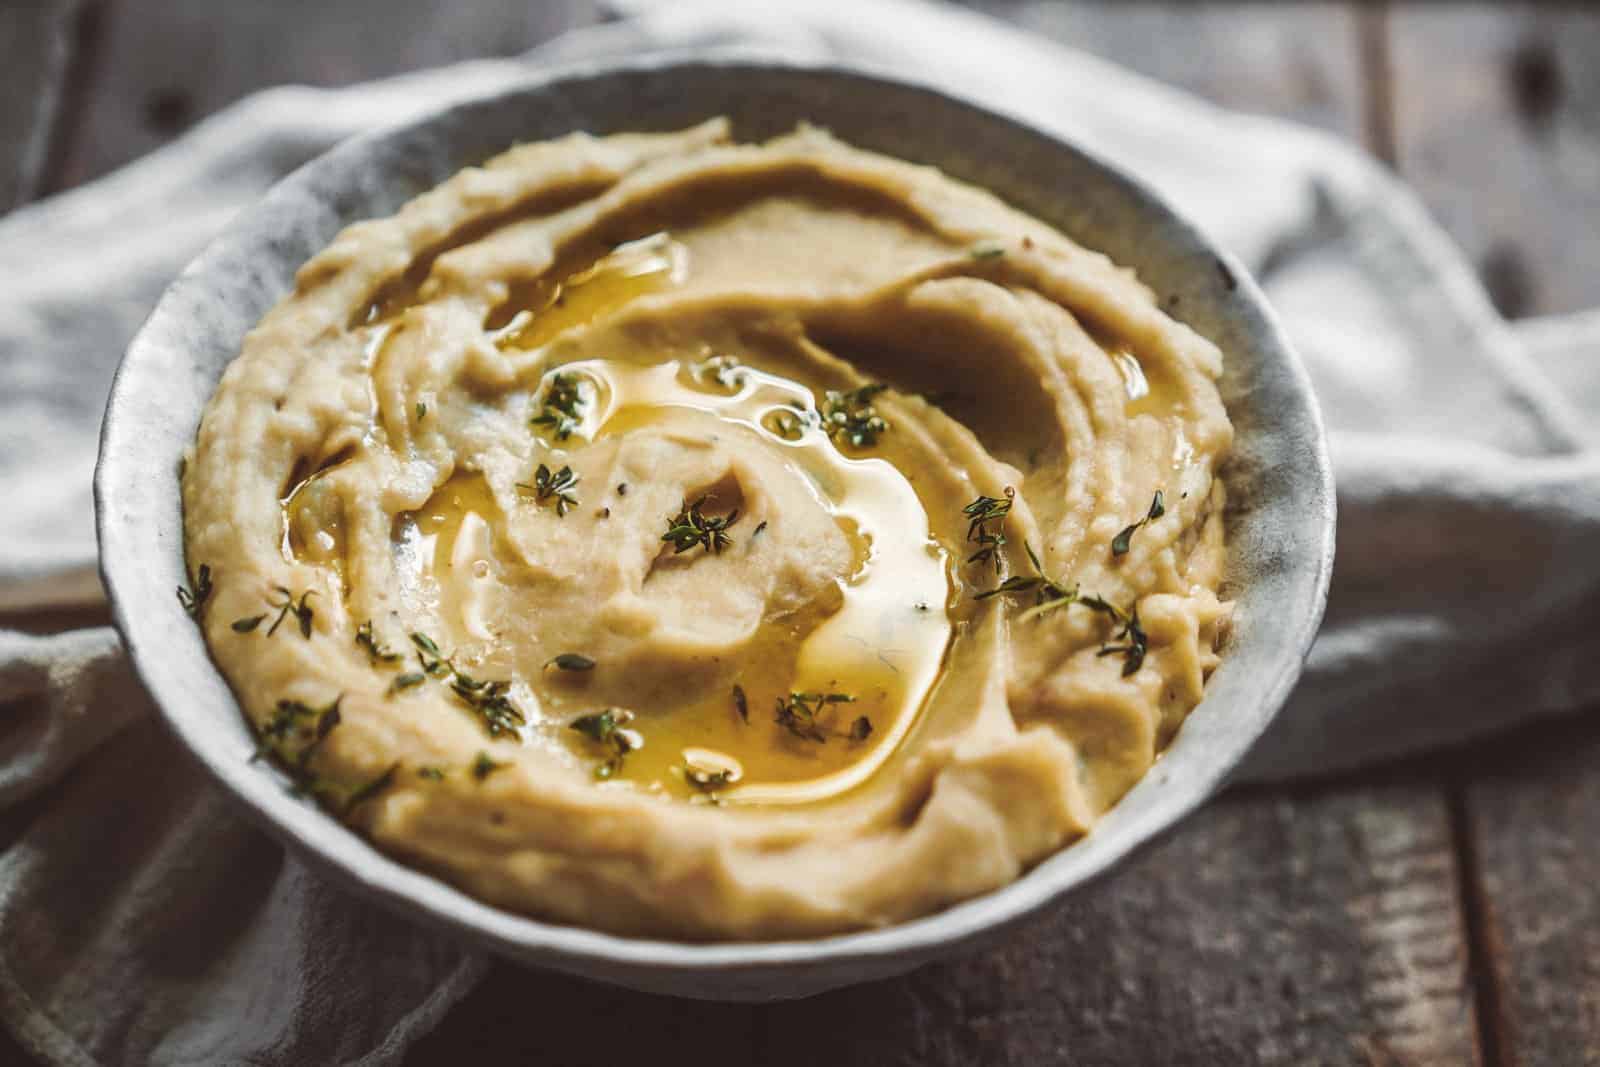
[95,54,1335,1000]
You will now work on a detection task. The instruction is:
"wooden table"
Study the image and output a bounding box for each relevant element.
[5,4,1597,1063]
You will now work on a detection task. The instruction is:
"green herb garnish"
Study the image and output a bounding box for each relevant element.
[232,615,266,633]
[472,752,506,781]
[1111,490,1165,557]
[388,671,426,695]
[962,487,1014,573]
[662,496,740,555]
[177,563,213,618]
[265,586,317,639]
[417,765,446,781]
[345,763,399,810]
[548,653,596,672]
[821,384,889,448]
[569,708,639,779]
[411,632,450,676]
[732,684,749,723]
[970,242,1007,260]
[356,619,402,665]
[518,463,580,517]
[450,670,525,739]
[774,691,857,743]
[416,401,427,420]
[530,371,589,440]
[253,694,342,767]
[977,541,1149,674]
[1096,604,1150,676]
[848,715,874,742]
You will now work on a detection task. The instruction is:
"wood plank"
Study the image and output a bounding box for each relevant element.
[48,0,601,190]
[0,0,83,211]
[407,786,1478,1067]
[1388,7,1600,318]
[1451,713,1600,1065]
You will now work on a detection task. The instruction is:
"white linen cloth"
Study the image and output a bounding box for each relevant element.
[2,0,1598,1062]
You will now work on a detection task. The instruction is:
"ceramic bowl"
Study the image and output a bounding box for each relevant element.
[96,54,1334,1000]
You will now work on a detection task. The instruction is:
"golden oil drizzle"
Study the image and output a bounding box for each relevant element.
[546,357,953,805]
[488,232,687,350]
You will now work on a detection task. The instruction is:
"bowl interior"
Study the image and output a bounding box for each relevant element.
[96,54,1333,1000]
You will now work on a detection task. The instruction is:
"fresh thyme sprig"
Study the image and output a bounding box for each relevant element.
[264,586,317,638]
[963,487,1015,573]
[530,371,589,440]
[177,563,213,618]
[407,631,526,737]
[517,463,580,517]
[821,384,889,448]
[252,694,342,768]
[1096,605,1150,677]
[1111,490,1166,557]
[356,619,402,666]
[774,691,869,744]
[976,541,1149,674]
[569,708,639,779]
[661,496,740,555]
[449,670,525,739]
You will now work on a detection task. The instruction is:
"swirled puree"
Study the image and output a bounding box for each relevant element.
[183,119,1232,940]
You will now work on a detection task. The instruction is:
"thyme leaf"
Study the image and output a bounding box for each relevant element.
[530,371,589,440]
[177,563,213,618]
[387,671,426,695]
[417,765,446,781]
[774,691,857,743]
[661,496,740,555]
[548,652,596,672]
[821,384,889,449]
[265,586,317,639]
[517,463,580,517]
[232,614,266,633]
[356,619,402,665]
[344,763,399,811]
[569,708,639,779]
[962,486,1014,573]
[1110,490,1166,557]
[732,684,749,723]
[472,751,506,781]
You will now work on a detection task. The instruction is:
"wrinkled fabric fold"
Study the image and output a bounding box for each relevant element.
[1,0,1597,1061]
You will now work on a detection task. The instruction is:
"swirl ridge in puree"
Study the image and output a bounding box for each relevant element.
[182,118,1233,939]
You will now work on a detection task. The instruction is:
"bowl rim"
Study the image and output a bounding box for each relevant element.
[96,50,1335,987]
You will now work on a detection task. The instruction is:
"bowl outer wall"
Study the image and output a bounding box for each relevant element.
[95,51,1335,1001]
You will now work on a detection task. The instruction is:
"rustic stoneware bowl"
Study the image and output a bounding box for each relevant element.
[96,54,1335,1001]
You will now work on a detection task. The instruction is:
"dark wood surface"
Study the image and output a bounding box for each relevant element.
[3,3,1597,1064]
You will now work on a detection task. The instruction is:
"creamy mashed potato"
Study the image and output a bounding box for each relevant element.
[181,119,1232,939]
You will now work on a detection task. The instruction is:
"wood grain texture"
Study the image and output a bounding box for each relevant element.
[0,0,83,211]
[1454,714,1600,1066]
[407,788,1478,1067]
[47,0,600,190]
[1388,7,1600,318]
